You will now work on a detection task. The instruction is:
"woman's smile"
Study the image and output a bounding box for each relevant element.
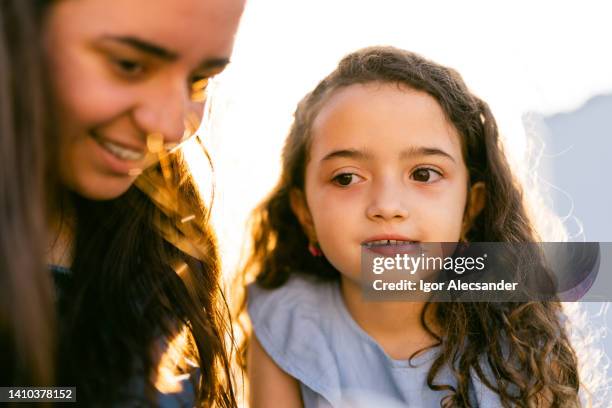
[91,132,145,162]
[89,130,148,176]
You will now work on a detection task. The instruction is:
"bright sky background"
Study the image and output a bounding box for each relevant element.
[185,0,612,279]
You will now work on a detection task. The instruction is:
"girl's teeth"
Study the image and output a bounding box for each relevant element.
[100,140,144,161]
[365,239,416,247]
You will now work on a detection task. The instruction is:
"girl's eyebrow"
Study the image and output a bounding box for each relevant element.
[320,146,456,163]
[400,146,456,163]
[320,148,373,163]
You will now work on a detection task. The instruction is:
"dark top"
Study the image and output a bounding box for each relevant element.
[50,265,199,407]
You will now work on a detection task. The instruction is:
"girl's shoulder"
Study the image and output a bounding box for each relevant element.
[247,274,340,348]
[247,274,346,405]
[248,274,336,318]
[246,275,510,407]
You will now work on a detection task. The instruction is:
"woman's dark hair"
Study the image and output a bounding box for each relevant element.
[58,150,237,407]
[238,46,580,407]
[0,0,55,387]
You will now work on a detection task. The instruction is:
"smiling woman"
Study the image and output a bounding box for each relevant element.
[43,0,239,201]
[1,0,245,406]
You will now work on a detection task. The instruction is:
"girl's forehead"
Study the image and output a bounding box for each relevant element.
[309,83,463,163]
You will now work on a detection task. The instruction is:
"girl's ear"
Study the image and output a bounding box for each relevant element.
[463,181,486,233]
[289,188,317,242]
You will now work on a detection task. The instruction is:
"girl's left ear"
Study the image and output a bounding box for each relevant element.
[463,181,486,232]
[289,188,317,242]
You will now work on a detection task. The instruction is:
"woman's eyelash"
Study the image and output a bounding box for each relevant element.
[111,57,145,76]
[108,54,210,103]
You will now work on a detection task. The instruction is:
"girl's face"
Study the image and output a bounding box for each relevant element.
[44,0,244,200]
[292,82,484,280]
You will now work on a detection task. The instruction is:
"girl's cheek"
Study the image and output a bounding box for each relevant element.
[432,199,466,239]
[326,189,369,215]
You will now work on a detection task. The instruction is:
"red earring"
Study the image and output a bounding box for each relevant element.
[308,242,323,257]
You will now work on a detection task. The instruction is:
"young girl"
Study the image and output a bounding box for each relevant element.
[1,0,244,406]
[242,46,581,407]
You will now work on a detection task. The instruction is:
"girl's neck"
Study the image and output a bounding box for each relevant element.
[339,276,440,360]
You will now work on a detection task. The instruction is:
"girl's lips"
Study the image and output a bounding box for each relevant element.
[361,235,418,245]
[361,237,422,256]
[363,241,422,256]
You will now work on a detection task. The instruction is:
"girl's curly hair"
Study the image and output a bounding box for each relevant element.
[237,46,581,407]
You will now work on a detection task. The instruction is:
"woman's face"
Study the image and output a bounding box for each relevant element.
[43,0,244,200]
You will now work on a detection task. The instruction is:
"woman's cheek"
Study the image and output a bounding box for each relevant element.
[64,78,131,124]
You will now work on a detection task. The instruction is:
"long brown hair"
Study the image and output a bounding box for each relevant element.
[56,149,237,407]
[239,46,580,407]
[0,0,54,387]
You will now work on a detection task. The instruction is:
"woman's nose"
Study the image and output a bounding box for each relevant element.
[365,177,410,222]
[132,79,204,146]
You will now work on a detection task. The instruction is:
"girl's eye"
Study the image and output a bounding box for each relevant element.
[332,173,363,187]
[190,76,209,103]
[411,167,442,183]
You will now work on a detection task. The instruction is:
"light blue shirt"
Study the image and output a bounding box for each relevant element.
[248,275,504,407]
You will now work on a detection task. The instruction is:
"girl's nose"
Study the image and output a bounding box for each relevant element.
[365,178,410,222]
[132,80,204,147]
